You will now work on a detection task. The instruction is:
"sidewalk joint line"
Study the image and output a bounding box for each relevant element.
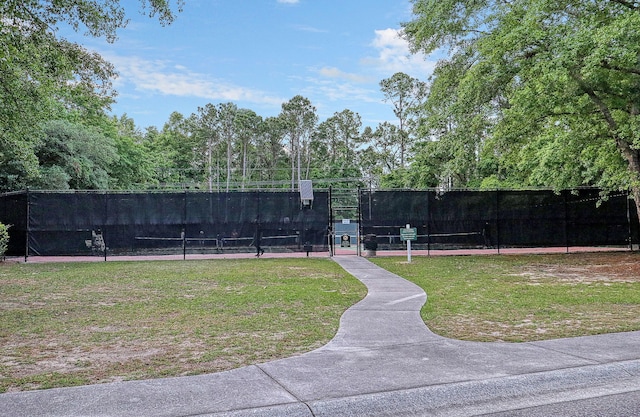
[385,293,425,305]
[526,342,603,364]
[255,363,308,405]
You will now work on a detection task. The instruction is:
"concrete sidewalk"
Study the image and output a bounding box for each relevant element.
[2,256,639,416]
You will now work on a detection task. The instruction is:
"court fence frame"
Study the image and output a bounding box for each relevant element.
[1,187,637,260]
[359,188,639,253]
[0,189,329,260]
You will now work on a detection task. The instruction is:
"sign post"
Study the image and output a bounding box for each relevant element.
[399,224,417,263]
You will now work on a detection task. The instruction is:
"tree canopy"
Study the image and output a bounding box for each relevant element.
[0,0,182,190]
[403,0,640,215]
[5,0,640,217]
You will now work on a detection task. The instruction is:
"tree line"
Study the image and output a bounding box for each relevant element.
[0,75,425,192]
[401,0,640,225]
[0,1,428,193]
[2,1,640,224]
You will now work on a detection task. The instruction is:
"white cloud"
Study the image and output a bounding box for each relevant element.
[363,28,439,79]
[294,75,380,105]
[307,28,440,110]
[316,67,373,84]
[108,54,284,106]
[304,28,441,116]
[293,24,327,33]
[277,0,299,3]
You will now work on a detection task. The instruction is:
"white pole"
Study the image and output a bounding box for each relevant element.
[406,224,412,263]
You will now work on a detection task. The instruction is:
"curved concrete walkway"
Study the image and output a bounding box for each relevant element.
[2,256,640,416]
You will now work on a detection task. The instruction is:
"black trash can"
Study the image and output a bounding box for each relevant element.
[363,234,377,256]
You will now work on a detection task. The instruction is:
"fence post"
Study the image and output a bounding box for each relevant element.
[564,191,569,254]
[328,186,333,257]
[627,190,633,251]
[183,190,187,260]
[25,188,30,262]
[104,191,108,262]
[356,187,361,257]
[495,189,500,254]
[426,190,431,256]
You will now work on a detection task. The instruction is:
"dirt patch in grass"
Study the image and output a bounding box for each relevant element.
[373,252,640,343]
[517,253,640,284]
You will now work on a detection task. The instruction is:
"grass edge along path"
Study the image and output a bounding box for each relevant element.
[371,252,640,343]
[0,258,366,393]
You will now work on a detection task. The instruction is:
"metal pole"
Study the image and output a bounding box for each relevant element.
[357,187,361,257]
[104,191,108,262]
[183,190,187,260]
[564,190,569,254]
[627,191,633,251]
[496,189,501,255]
[329,186,334,257]
[427,190,431,257]
[406,224,412,263]
[25,189,29,262]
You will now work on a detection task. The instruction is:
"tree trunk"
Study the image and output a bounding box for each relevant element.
[226,139,231,192]
[618,144,640,236]
[242,142,247,190]
[296,136,302,188]
[577,77,640,236]
[207,137,213,192]
[290,135,296,191]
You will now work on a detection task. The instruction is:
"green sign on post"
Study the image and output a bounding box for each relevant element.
[399,227,417,241]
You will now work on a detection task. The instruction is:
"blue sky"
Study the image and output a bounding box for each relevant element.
[73,0,438,130]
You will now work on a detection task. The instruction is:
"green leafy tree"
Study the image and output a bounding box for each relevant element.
[216,103,240,191]
[280,96,318,190]
[255,116,289,184]
[188,105,294,190]
[408,50,495,189]
[35,120,118,189]
[379,72,428,168]
[0,222,9,261]
[235,109,262,189]
[193,104,221,191]
[108,115,155,189]
[404,0,640,220]
[371,122,402,173]
[144,112,198,187]
[0,0,182,192]
[312,109,363,181]
[359,142,384,188]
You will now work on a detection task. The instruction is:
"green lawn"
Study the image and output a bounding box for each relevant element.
[0,258,366,392]
[3,252,639,393]
[372,252,640,342]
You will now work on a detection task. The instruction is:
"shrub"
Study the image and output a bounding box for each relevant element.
[0,223,9,261]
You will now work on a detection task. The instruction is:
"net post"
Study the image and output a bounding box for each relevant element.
[406,224,412,263]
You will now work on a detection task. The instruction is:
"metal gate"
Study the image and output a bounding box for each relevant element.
[328,187,360,256]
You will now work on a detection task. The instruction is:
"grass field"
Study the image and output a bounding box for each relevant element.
[372,252,640,342]
[0,258,366,393]
[2,252,639,393]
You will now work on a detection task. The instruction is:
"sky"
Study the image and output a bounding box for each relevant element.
[69,0,439,131]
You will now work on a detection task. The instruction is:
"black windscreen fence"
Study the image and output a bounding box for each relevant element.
[2,188,637,258]
[0,190,329,257]
[0,191,28,255]
[360,189,639,250]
